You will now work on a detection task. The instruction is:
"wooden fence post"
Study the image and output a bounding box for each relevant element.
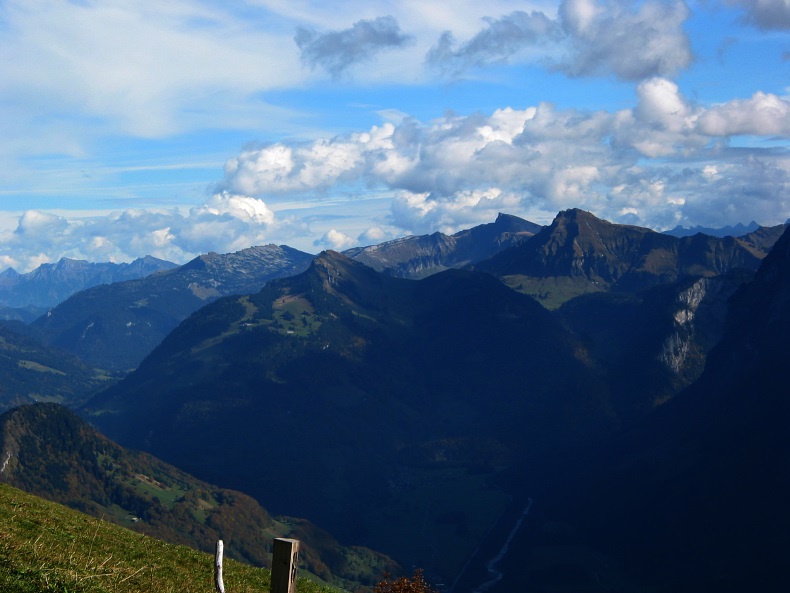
[271,538,300,593]
[215,540,225,593]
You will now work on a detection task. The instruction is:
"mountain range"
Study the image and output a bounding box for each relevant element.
[663,220,762,238]
[0,255,177,314]
[77,211,786,586]
[25,245,315,371]
[1,208,789,591]
[17,214,539,373]
[11,210,786,375]
[475,208,786,308]
[82,248,614,579]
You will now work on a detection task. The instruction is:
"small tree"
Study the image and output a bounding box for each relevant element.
[374,569,437,593]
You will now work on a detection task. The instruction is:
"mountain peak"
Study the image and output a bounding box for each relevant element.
[552,208,608,226]
[492,212,535,230]
[54,257,90,270]
[476,209,773,307]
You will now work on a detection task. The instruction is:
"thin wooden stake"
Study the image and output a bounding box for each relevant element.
[215,540,225,593]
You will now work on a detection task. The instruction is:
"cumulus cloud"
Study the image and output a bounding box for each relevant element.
[391,188,521,234]
[426,0,693,81]
[729,0,790,30]
[196,192,276,225]
[315,229,356,251]
[222,124,395,196]
[698,92,790,136]
[611,77,709,158]
[295,16,411,77]
[357,226,393,246]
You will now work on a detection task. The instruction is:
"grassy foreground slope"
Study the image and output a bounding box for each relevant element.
[0,482,337,593]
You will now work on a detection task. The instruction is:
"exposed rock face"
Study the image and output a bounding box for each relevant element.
[658,275,741,377]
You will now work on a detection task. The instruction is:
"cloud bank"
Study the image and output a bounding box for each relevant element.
[0,193,281,273]
[220,79,790,235]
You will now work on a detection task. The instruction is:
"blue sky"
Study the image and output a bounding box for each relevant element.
[1,0,789,272]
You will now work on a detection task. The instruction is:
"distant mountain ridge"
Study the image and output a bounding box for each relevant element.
[25,215,541,372]
[346,212,541,278]
[28,245,315,371]
[0,255,177,309]
[663,220,761,238]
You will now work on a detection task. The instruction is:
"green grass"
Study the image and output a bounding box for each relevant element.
[501,275,605,309]
[0,482,339,593]
[270,295,323,337]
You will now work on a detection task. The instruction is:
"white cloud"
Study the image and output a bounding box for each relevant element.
[698,92,790,137]
[15,210,71,239]
[196,192,276,225]
[222,124,394,195]
[357,226,393,245]
[426,10,561,75]
[614,77,708,158]
[315,229,356,251]
[391,188,521,234]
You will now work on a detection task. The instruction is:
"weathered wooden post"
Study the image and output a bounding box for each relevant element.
[271,538,300,593]
[215,540,225,593]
